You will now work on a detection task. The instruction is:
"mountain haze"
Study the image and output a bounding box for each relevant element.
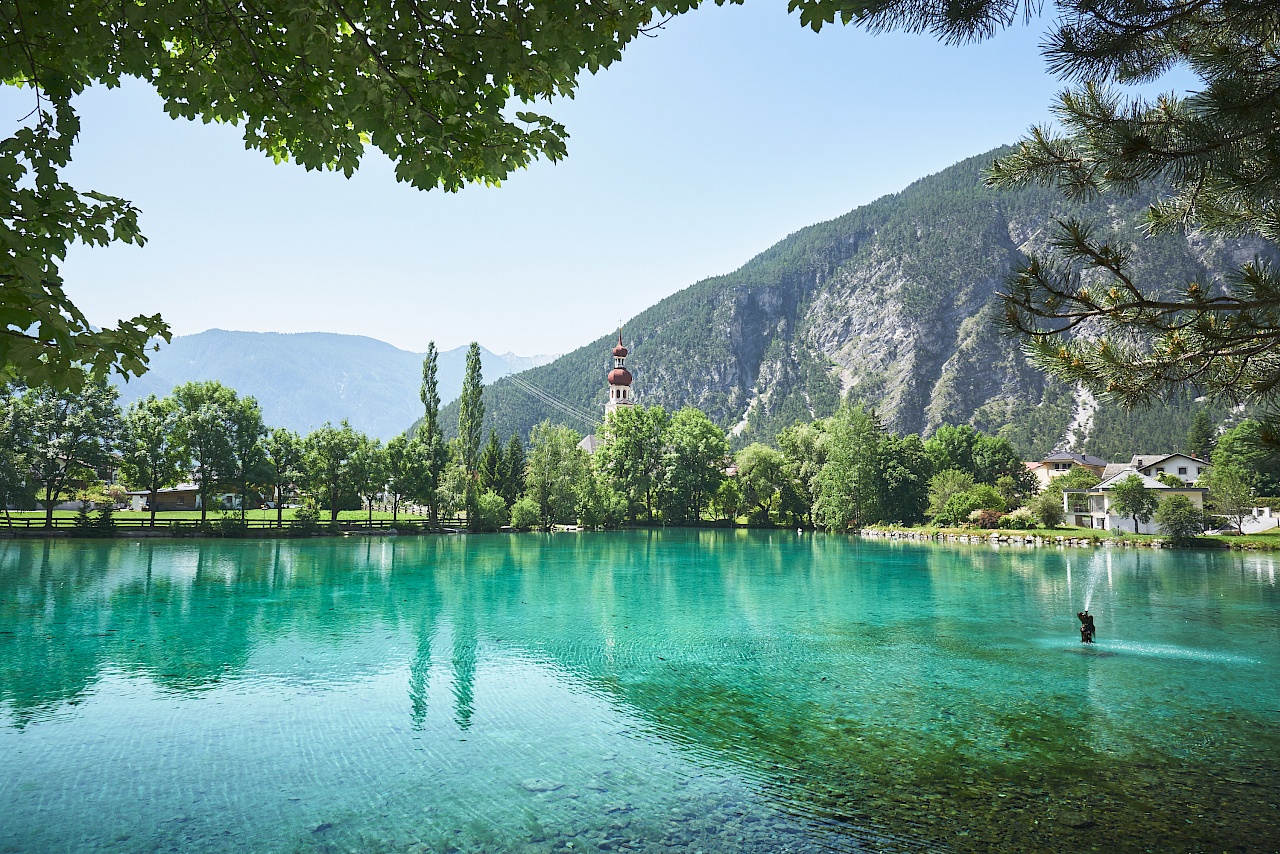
[445,147,1271,458]
[114,330,554,439]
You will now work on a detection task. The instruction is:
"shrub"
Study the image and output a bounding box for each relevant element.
[216,513,247,538]
[509,496,541,531]
[93,505,116,537]
[475,490,509,532]
[973,508,1004,529]
[1030,490,1065,528]
[291,507,321,536]
[1155,494,1206,545]
[999,507,1038,529]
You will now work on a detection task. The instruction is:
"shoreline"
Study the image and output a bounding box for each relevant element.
[859,525,1280,551]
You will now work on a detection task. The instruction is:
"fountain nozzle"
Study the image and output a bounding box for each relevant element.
[1077,610,1096,644]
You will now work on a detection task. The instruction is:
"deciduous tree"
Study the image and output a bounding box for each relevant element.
[263,428,304,528]
[1109,475,1159,534]
[119,395,186,527]
[172,381,238,522]
[305,422,361,525]
[16,374,121,527]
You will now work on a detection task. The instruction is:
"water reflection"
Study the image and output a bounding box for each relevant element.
[1,532,1278,852]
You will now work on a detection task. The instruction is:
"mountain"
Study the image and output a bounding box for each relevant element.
[114,330,555,439]
[443,146,1271,459]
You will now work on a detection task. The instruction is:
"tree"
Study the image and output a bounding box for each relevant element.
[457,343,486,477]
[0,389,33,521]
[525,421,588,528]
[927,470,975,523]
[787,0,1280,409]
[598,405,670,522]
[1109,475,1159,534]
[349,435,388,526]
[877,433,931,524]
[305,422,361,525]
[119,395,186,527]
[812,405,887,530]
[16,375,121,527]
[475,490,510,532]
[1206,464,1255,535]
[1213,420,1280,496]
[735,443,787,524]
[3,0,703,387]
[660,407,729,524]
[1155,495,1206,545]
[225,396,267,520]
[416,345,450,525]
[712,478,744,523]
[263,428,304,528]
[778,420,829,527]
[1185,409,1217,462]
[923,425,978,479]
[172,381,238,523]
[502,433,527,507]
[478,431,505,496]
[385,434,424,523]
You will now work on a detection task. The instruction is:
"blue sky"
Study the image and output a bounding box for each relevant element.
[6,3,1183,355]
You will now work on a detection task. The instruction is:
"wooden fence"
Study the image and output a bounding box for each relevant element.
[0,515,467,532]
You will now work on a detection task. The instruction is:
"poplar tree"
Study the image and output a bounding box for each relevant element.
[417,344,449,525]
[457,343,485,476]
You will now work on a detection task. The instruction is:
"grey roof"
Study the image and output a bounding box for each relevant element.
[1101,463,1133,480]
[1043,452,1107,467]
[577,434,601,454]
[1097,471,1171,490]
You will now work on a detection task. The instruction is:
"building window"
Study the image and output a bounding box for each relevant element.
[1196,467,1202,475]
[1178,467,1187,475]
[1156,467,1164,473]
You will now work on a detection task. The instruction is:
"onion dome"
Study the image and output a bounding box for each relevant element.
[612,331,628,358]
[608,367,633,386]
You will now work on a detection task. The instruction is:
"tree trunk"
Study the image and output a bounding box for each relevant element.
[277,484,284,528]
[367,497,373,526]
[330,486,339,524]
[149,484,158,527]
[392,496,398,523]
[44,484,55,528]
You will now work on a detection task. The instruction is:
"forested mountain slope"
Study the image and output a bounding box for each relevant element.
[115,330,552,439]
[442,147,1272,458]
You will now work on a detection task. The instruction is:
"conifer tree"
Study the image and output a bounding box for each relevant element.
[503,434,527,507]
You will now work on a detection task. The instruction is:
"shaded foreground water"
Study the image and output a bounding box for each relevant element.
[1,532,1277,853]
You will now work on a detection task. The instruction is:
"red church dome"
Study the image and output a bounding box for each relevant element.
[608,367,633,386]
[612,330,628,358]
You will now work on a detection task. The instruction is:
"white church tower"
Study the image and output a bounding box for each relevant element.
[605,330,634,416]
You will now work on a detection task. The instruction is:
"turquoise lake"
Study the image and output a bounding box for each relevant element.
[1,531,1277,853]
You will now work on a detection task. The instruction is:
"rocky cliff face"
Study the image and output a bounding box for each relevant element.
[447,147,1273,456]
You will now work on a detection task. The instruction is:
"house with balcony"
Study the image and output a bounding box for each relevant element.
[1062,469,1209,533]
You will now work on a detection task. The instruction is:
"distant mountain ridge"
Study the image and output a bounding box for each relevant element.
[114,330,554,439]
[442,146,1273,459]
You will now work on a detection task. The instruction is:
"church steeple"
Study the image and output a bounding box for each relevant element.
[605,329,634,416]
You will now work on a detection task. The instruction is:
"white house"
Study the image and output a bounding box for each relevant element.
[1063,470,1208,533]
[1123,453,1209,485]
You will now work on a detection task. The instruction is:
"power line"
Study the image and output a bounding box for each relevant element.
[505,375,601,430]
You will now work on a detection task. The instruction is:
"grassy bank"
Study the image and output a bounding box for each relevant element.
[862,524,1280,551]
